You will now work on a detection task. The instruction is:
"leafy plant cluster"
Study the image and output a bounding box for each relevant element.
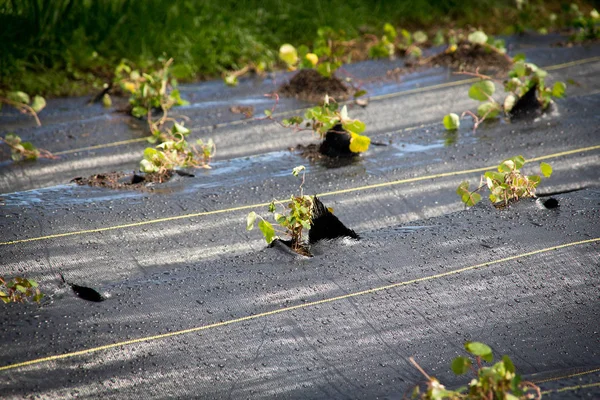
[369,26,506,60]
[0,90,47,126]
[566,4,600,42]
[114,58,215,176]
[456,156,552,208]
[0,133,55,162]
[0,276,43,304]
[411,341,541,399]
[265,95,370,154]
[247,166,313,253]
[443,58,566,131]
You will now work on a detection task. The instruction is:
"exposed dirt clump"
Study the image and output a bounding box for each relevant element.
[422,42,513,75]
[71,171,179,190]
[279,69,351,102]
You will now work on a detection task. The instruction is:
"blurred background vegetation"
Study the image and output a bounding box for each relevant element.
[0,0,596,96]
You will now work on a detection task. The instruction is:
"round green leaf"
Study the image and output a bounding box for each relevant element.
[349,132,370,153]
[451,356,472,375]
[413,31,428,44]
[468,31,488,44]
[443,113,460,130]
[465,342,493,362]
[246,211,257,230]
[477,102,501,118]
[258,219,276,244]
[31,95,46,113]
[540,162,552,177]
[552,81,566,98]
[469,81,495,101]
[279,44,298,66]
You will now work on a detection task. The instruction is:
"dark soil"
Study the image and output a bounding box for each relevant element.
[279,69,351,102]
[269,238,313,257]
[71,171,178,190]
[422,41,513,75]
[509,84,542,120]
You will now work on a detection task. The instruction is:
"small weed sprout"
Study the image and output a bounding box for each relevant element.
[1,133,56,161]
[457,156,552,208]
[410,341,541,399]
[0,91,46,126]
[247,166,314,253]
[443,58,566,131]
[0,276,44,304]
[264,94,370,154]
[369,23,427,59]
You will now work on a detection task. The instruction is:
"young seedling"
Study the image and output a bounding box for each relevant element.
[264,94,370,156]
[410,341,541,399]
[140,128,215,181]
[0,276,44,304]
[1,133,56,161]
[457,156,553,208]
[247,166,314,255]
[443,59,566,131]
[369,23,427,59]
[0,91,46,126]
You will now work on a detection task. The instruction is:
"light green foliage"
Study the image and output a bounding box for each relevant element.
[281,97,370,153]
[0,276,43,304]
[247,166,314,252]
[1,133,54,162]
[140,132,215,177]
[443,57,566,130]
[115,57,188,120]
[506,60,565,110]
[442,113,460,130]
[567,4,600,42]
[467,30,488,44]
[411,341,541,400]
[0,91,46,126]
[457,156,552,208]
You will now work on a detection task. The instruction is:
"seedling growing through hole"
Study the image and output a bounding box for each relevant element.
[0,91,46,126]
[140,125,215,180]
[410,341,541,399]
[443,59,566,131]
[247,166,314,254]
[457,156,552,208]
[0,276,43,304]
[1,133,56,161]
[264,94,370,155]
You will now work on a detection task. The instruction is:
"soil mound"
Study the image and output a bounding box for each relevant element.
[425,41,513,75]
[279,69,350,102]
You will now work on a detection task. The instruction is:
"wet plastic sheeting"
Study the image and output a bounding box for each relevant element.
[1,189,599,398]
[1,34,600,398]
[1,39,600,193]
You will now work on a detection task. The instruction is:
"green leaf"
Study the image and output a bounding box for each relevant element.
[502,355,515,373]
[503,93,517,112]
[8,91,30,104]
[512,155,526,169]
[354,89,368,98]
[31,95,46,113]
[224,74,238,87]
[412,30,428,43]
[292,165,305,176]
[173,122,190,135]
[468,30,488,44]
[383,23,397,40]
[540,162,552,177]
[477,102,501,118]
[279,44,298,66]
[343,119,366,135]
[451,356,472,375]
[465,342,493,362]
[102,93,112,108]
[27,279,38,288]
[33,293,44,303]
[131,106,147,118]
[552,81,566,98]
[443,113,460,130]
[469,81,495,101]
[258,219,276,244]
[246,211,257,230]
[16,285,27,293]
[264,109,272,117]
[513,53,526,62]
[456,181,470,196]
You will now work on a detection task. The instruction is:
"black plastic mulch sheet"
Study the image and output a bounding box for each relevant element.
[1,189,599,399]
